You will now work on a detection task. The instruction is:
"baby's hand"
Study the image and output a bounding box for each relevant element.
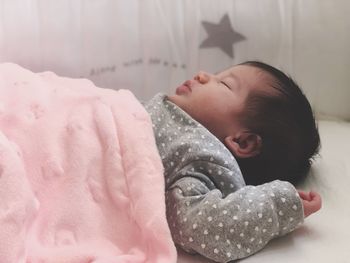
[297,190,322,218]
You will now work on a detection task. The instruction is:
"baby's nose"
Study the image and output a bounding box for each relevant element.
[194,71,211,84]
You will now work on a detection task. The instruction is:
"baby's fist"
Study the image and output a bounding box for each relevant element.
[297,190,322,218]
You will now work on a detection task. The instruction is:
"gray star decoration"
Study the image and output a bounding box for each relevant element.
[200,14,246,58]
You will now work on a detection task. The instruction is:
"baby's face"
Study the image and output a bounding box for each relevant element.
[168,65,272,141]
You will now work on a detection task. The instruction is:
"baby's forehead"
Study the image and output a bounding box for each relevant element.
[215,64,261,75]
[220,65,273,81]
[214,65,236,76]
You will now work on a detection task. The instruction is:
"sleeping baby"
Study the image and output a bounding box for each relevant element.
[144,61,322,262]
[0,61,320,262]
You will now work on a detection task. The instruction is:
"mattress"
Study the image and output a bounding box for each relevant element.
[177,119,350,263]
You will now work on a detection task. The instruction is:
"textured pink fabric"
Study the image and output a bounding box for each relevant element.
[0,63,176,263]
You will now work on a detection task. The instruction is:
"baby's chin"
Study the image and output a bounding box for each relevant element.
[166,94,187,110]
[166,94,178,104]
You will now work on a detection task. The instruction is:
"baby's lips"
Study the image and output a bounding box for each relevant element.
[182,80,193,91]
[184,80,193,89]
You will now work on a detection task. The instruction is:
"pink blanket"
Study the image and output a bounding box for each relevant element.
[0,63,177,263]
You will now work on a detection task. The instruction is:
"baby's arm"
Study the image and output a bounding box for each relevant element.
[166,177,304,262]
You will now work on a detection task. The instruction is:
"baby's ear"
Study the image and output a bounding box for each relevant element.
[224,132,262,158]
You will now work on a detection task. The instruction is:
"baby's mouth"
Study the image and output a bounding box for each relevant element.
[184,80,193,89]
[175,80,192,95]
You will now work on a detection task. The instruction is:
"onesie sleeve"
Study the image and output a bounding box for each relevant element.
[166,175,304,262]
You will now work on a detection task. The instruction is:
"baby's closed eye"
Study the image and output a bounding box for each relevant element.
[220,81,231,90]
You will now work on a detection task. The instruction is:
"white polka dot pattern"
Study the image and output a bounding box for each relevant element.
[144,93,304,262]
[166,179,304,262]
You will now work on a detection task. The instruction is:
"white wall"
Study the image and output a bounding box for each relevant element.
[0,0,349,120]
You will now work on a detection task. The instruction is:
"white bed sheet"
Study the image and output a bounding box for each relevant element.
[177,119,350,263]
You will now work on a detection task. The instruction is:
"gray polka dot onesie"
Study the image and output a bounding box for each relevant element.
[144,93,304,262]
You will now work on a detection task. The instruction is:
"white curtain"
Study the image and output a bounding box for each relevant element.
[0,0,349,119]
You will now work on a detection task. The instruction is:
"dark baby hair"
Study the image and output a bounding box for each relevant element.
[236,61,320,186]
